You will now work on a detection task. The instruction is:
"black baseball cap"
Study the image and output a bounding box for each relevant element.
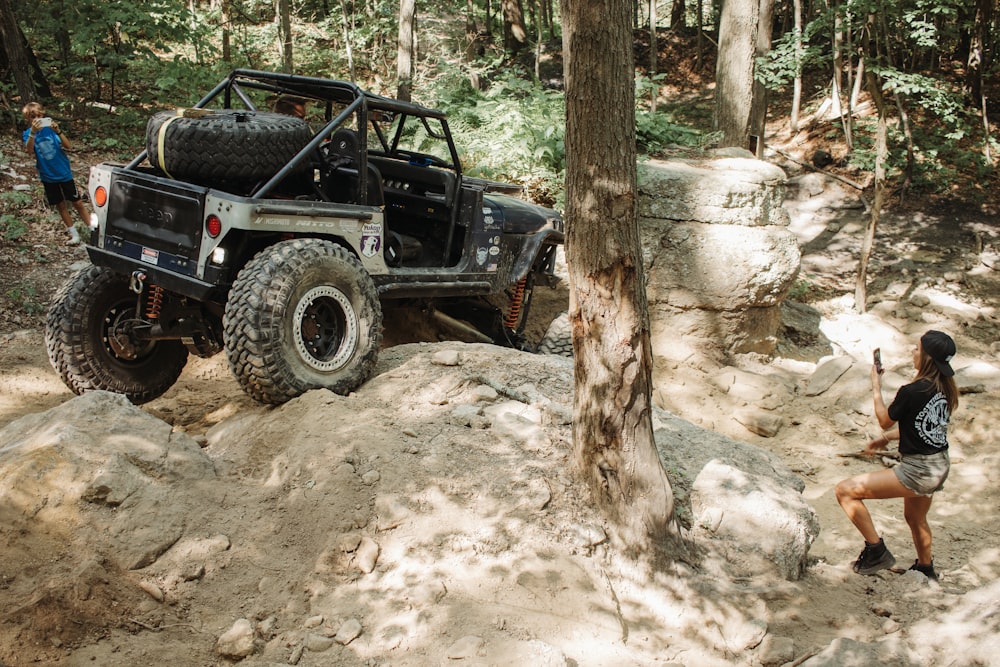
[921,330,956,377]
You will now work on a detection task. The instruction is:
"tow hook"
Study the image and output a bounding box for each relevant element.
[129,270,146,295]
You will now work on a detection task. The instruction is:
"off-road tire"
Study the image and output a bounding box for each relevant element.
[537,311,573,357]
[44,266,189,404]
[224,239,383,405]
[146,110,311,186]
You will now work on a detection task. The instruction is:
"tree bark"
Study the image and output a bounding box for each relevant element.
[276,0,293,72]
[561,0,676,558]
[502,0,528,53]
[670,0,685,30]
[856,70,887,314]
[649,0,658,112]
[0,0,37,103]
[714,0,759,149]
[790,0,802,132]
[749,0,774,157]
[965,0,992,102]
[396,0,416,101]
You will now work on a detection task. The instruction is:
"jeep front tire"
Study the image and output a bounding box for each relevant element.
[224,239,383,404]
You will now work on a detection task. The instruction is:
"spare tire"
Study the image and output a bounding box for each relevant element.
[146,109,312,187]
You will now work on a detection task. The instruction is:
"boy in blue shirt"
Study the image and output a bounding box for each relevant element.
[22,102,89,245]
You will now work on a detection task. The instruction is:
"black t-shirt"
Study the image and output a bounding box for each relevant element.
[887,378,950,455]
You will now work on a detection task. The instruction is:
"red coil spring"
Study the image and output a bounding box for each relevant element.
[145,284,165,320]
[503,278,528,329]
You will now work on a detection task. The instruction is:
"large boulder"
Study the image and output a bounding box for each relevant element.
[654,407,819,581]
[638,157,801,359]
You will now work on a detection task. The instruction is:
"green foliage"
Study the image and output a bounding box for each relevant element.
[433,68,566,200]
[5,282,46,315]
[0,191,38,242]
[0,214,29,242]
[755,25,825,89]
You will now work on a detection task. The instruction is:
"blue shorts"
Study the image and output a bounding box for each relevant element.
[895,450,950,496]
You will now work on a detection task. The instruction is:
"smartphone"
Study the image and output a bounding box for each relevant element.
[873,348,884,375]
[38,117,52,127]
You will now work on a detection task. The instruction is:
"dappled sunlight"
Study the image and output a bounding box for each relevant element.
[0,370,71,429]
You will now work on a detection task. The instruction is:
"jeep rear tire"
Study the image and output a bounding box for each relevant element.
[537,311,573,357]
[45,266,189,404]
[146,110,311,186]
[224,239,383,405]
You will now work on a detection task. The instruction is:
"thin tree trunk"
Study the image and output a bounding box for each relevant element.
[649,0,657,112]
[750,0,774,157]
[340,0,356,80]
[275,0,293,72]
[790,0,802,133]
[396,0,415,101]
[670,0,685,30]
[856,71,887,314]
[0,0,37,103]
[983,94,992,164]
[830,1,843,119]
[561,0,676,558]
[220,0,232,63]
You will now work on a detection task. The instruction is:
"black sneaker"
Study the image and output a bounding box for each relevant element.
[853,539,896,575]
[908,560,938,581]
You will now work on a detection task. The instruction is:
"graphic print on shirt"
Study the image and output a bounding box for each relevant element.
[915,392,949,448]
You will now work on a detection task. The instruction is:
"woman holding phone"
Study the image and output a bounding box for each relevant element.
[834,330,959,581]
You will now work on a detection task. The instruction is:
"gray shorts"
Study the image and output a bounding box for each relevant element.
[895,450,950,496]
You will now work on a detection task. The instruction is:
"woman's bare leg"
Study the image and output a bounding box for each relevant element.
[835,468,916,543]
[904,495,934,564]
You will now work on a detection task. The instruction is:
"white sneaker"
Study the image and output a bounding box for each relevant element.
[66,227,81,246]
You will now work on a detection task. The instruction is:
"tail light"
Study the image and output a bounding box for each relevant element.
[206,214,222,238]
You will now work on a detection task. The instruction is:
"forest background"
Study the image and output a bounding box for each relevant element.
[1,0,998,220]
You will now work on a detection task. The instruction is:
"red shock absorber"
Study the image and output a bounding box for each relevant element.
[503,278,528,329]
[145,284,164,320]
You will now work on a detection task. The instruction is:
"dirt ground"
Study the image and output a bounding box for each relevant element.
[2,135,1000,665]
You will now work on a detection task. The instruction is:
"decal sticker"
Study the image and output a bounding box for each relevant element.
[476,247,488,266]
[141,247,159,265]
[361,222,382,258]
[489,246,500,256]
[487,263,498,272]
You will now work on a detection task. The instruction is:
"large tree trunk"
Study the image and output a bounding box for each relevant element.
[714,0,760,149]
[0,0,38,103]
[396,0,416,101]
[561,0,676,557]
[502,0,528,53]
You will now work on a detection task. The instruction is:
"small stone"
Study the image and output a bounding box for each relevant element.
[431,349,461,366]
[137,580,164,602]
[757,634,794,666]
[304,615,325,628]
[361,470,381,485]
[335,618,363,645]
[471,384,498,402]
[446,635,485,659]
[735,409,783,437]
[356,536,380,573]
[304,633,335,652]
[215,618,255,659]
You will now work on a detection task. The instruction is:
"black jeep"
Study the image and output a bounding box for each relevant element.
[45,69,566,405]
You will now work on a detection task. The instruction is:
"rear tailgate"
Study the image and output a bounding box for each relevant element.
[101,167,209,276]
